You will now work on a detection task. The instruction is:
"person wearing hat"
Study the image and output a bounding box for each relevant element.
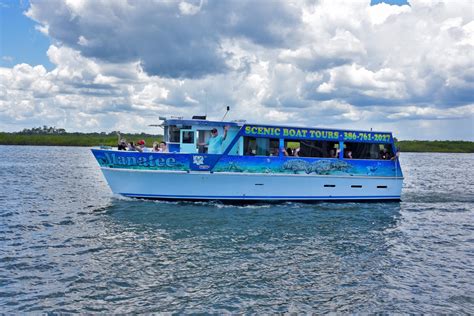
[136,139,147,152]
[199,126,229,154]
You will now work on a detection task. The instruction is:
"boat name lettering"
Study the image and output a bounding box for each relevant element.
[104,153,176,167]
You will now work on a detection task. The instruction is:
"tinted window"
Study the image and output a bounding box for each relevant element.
[182,131,195,144]
[285,140,338,158]
[344,142,393,159]
[168,125,191,143]
[244,137,279,156]
[169,125,180,143]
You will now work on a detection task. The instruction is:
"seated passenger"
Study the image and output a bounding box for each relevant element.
[379,147,392,160]
[293,147,300,157]
[118,138,127,151]
[159,141,169,153]
[270,148,280,156]
[136,139,147,152]
[116,131,127,151]
[127,141,137,151]
[285,148,293,156]
[329,149,338,158]
[152,141,160,152]
[344,150,353,159]
[245,148,256,156]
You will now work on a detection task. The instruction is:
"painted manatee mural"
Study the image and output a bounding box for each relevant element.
[92,149,401,177]
[214,156,399,177]
[282,159,352,174]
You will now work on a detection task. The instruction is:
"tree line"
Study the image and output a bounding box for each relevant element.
[0,127,162,147]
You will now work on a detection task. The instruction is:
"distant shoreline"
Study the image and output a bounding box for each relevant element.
[0,132,163,148]
[0,132,473,153]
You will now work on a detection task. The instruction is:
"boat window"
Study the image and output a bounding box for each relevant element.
[244,137,279,156]
[284,140,339,158]
[182,131,195,144]
[168,125,191,143]
[283,140,300,157]
[344,142,393,159]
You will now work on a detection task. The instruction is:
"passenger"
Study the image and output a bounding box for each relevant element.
[270,148,279,156]
[329,149,338,158]
[159,141,169,153]
[245,148,256,156]
[293,147,300,157]
[116,131,127,151]
[136,139,147,152]
[152,141,160,152]
[344,150,353,159]
[285,148,293,156]
[199,126,229,154]
[379,147,392,160]
[391,148,400,160]
[127,141,137,151]
[118,138,127,151]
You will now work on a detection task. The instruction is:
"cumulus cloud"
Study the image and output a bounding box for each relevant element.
[25,0,301,79]
[0,0,473,139]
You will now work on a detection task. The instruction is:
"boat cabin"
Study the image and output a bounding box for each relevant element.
[161,116,397,160]
[162,116,244,154]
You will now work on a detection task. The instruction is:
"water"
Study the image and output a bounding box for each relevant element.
[0,146,473,313]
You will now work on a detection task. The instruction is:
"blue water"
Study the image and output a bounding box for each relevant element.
[0,146,473,313]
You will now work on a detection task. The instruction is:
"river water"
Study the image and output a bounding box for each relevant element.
[0,146,473,313]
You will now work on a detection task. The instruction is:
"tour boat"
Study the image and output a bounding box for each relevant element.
[91,116,403,201]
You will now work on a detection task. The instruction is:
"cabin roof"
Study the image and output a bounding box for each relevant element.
[164,119,240,127]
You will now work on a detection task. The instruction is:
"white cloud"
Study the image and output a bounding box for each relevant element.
[179,0,203,16]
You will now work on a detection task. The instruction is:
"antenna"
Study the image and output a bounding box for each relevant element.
[221,106,230,121]
[204,90,207,117]
[149,124,164,130]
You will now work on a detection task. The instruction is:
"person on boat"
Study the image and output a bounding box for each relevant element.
[118,138,127,151]
[245,148,256,156]
[329,149,338,158]
[199,126,229,154]
[379,147,392,160]
[152,141,160,152]
[116,131,127,151]
[159,141,169,153]
[136,139,147,152]
[127,141,137,151]
[293,147,300,157]
[344,150,353,159]
[270,147,280,156]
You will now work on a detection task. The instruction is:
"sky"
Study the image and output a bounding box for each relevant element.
[0,0,473,140]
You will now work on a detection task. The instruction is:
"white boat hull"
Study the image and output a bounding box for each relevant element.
[100,167,402,201]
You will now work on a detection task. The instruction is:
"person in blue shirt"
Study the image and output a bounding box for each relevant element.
[200,126,229,154]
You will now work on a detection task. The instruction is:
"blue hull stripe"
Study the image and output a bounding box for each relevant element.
[120,193,401,200]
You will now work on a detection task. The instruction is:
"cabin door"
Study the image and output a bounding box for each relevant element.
[179,129,197,153]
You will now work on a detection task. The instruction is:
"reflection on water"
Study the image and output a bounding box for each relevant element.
[0,146,472,313]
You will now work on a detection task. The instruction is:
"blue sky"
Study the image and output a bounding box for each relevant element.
[0,0,472,140]
[0,1,52,68]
